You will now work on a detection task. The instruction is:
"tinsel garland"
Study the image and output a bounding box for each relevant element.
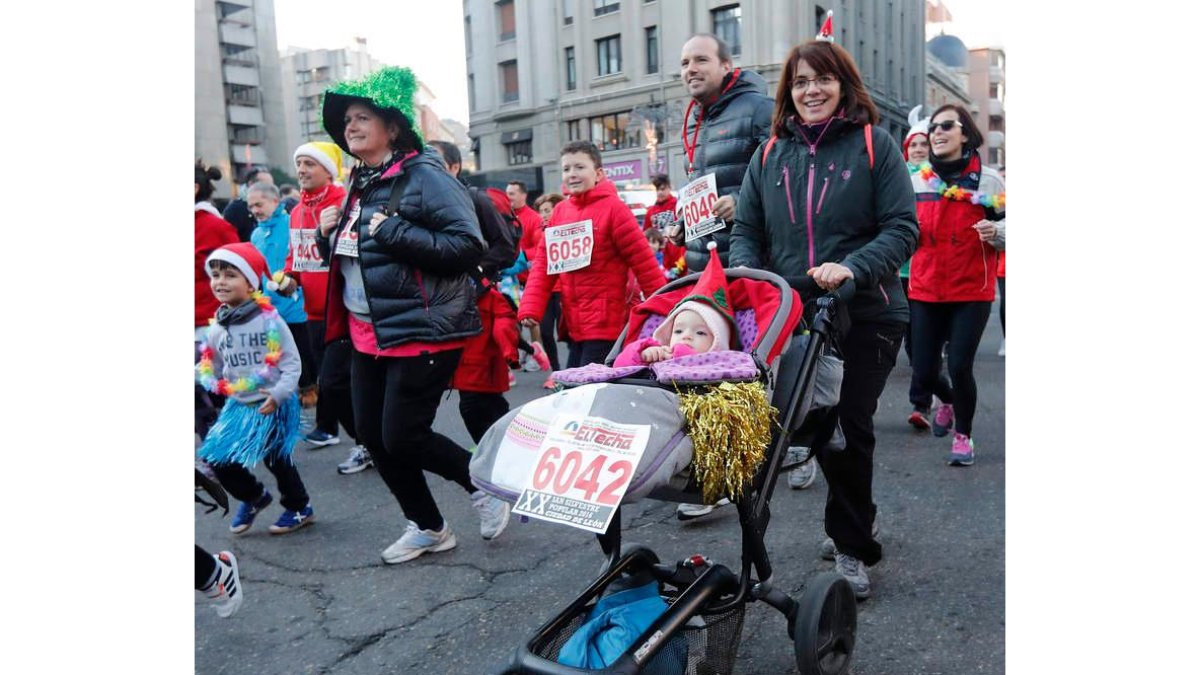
[917,162,1006,210]
[678,381,779,504]
[197,292,283,397]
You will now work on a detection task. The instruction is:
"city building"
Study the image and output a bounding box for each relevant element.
[968,47,1004,167]
[280,38,382,168]
[924,33,971,112]
[463,0,924,194]
[195,0,288,200]
[280,39,455,176]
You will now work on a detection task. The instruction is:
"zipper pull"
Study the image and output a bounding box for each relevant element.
[808,144,817,157]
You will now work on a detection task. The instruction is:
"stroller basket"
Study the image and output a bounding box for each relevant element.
[531,599,745,675]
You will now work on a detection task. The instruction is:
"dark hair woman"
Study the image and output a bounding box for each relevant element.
[907,103,1006,467]
[730,19,918,600]
[316,67,512,563]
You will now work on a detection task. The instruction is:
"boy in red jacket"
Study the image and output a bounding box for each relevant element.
[518,141,666,368]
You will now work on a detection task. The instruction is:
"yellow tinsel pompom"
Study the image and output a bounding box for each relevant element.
[678,381,779,504]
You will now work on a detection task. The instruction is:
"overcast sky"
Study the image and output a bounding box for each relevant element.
[274,0,1005,124]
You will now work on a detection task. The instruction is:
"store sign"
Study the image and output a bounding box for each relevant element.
[604,159,643,183]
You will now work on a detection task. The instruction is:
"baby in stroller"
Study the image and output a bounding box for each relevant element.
[613,241,737,368]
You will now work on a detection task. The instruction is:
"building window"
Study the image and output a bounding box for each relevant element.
[645,26,658,74]
[989,115,1004,132]
[506,140,532,165]
[988,147,1000,165]
[594,0,619,16]
[464,16,472,55]
[497,0,516,41]
[989,83,999,99]
[712,5,742,57]
[563,0,573,24]
[567,119,583,141]
[565,47,577,90]
[590,111,634,150]
[500,60,519,102]
[814,5,826,33]
[596,35,621,76]
[468,74,476,111]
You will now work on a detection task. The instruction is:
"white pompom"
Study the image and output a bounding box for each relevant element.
[265,281,279,291]
[706,241,718,251]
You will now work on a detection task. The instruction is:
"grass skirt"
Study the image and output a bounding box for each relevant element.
[197,394,300,467]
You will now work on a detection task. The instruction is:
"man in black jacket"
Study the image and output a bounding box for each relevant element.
[668,33,774,273]
[223,167,274,242]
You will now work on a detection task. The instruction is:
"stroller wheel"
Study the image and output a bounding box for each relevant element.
[792,572,857,675]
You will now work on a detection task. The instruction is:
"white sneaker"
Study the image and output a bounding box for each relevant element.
[200,551,244,618]
[381,522,457,564]
[337,445,373,475]
[471,491,511,540]
[786,447,817,489]
[834,553,871,600]
[998,339,1005,357]
[676,498,731,521]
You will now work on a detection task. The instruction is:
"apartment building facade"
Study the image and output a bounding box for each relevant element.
[968,47,1004,167]
[464,0,924,194]
[195,0,288,200]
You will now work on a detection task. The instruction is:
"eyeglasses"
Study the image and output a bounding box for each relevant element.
[930,119,963,133]
[792,75,838,91]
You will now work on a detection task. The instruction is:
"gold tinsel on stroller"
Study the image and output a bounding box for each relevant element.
[678,381,779,504]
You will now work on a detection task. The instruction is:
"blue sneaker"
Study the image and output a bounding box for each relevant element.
[230,491,273,534]
[268,504,315,534]
[304,429,341,447]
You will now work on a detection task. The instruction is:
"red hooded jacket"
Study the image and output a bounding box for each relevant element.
[285,184,347,321]
[515,204,542,285]
[451,288,519,393]
[194,204,239,327]
[518,179,666,341]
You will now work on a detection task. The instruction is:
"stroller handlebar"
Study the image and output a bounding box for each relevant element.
[785,275,857,306]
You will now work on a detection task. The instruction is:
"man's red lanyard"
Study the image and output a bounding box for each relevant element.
[681,69,742,176]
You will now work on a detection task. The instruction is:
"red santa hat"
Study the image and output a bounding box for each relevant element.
[902,105,930,160]
[206,242,270,291]
[816,10,835,42]
[653,241,738,351]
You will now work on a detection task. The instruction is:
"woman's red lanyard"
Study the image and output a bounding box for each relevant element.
[681,69,742,176]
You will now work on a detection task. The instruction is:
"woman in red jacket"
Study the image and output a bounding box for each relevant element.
[908,104,1006,467]
[518,141,666,368]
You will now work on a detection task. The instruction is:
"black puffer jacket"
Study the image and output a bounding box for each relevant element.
[680,68,774,271]
[731,117,918,325]
[319,149,485,348]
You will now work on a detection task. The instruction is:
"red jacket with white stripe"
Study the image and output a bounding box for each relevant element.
[518,179,666,341]
[908,152,1006,303]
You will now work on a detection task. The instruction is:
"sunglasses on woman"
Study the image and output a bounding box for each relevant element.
[930,119,963,133]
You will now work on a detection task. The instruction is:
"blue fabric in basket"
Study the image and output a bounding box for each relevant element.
[557,581,677,670]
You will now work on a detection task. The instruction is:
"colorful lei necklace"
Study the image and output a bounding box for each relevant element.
[197,292,283,396]
[917,162,1006,210]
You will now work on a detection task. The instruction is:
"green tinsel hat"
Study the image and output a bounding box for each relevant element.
[321,66,423,157]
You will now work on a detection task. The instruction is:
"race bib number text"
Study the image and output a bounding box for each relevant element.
[334,201,362,258]
[290,229,327,272]
[513,415,650,533]
[680,174,725,242]
[544,219,594,275]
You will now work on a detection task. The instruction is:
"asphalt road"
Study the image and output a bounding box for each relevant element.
[196,307,1005,675]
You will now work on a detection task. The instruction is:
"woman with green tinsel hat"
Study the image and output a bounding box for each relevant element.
[314,66,513,563]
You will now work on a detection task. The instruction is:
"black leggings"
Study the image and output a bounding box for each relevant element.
[909,300,992,437]
[287,322,317,390]
[814,321,905,567]
[351,348,475,532]
[312,329,357,440]
[213,453,310,512]
[566,340,615,369]
[540,293,563,371]
[196,545,218,589]
[459,391,510,444]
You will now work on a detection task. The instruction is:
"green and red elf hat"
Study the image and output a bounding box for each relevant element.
[653,241,738,351]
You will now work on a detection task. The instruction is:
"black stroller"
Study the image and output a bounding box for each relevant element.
[488,268,857,675]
